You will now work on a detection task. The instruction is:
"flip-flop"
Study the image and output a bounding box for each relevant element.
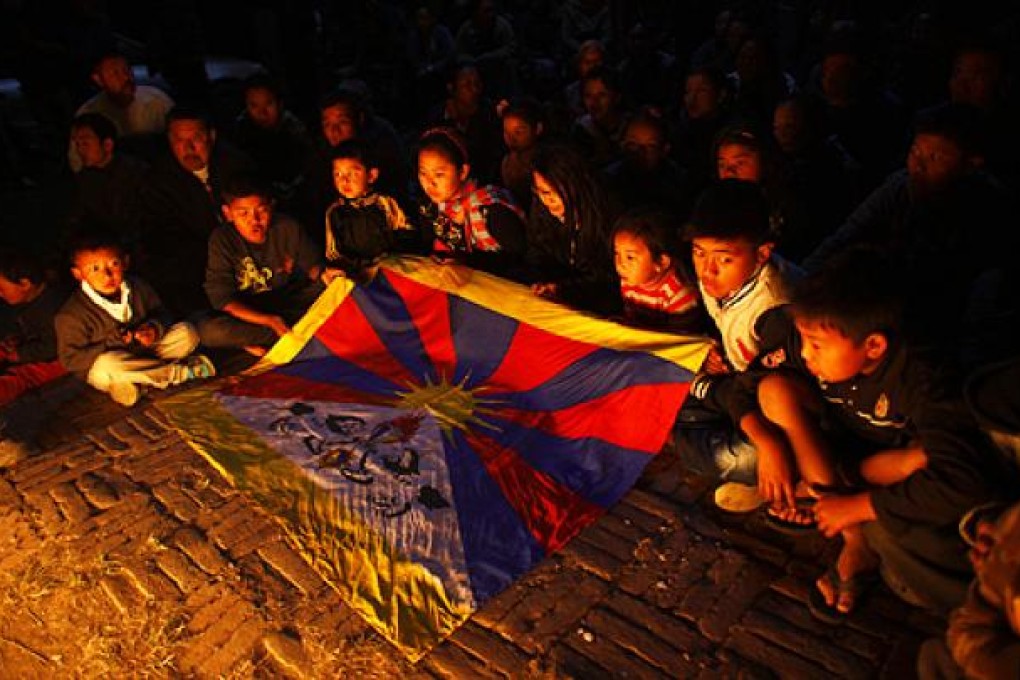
[808,565,878,624]
[761,496,817,536]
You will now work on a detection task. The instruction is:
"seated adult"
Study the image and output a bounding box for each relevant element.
[69,51,174,172]
[145,106,257,313]
[229,73,314,213]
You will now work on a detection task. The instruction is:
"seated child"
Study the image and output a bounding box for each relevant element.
[323,139,413,283]
[674,180,803,517]
[416,126,527,278]
[54,232,215,407]
[197,175,324,356]
[750,246,1008,620]
[0,248,69,408]
[611,208,707,335]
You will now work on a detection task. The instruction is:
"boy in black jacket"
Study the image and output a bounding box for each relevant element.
[742,247,1007,621]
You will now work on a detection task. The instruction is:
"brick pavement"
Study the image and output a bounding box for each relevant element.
[0,376,940,678]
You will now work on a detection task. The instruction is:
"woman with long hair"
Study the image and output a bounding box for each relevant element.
[526,141,617,313]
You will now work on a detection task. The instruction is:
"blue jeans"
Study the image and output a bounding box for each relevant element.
[674,424,758,485]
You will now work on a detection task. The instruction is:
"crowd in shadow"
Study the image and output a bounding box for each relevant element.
[2,1,1020,676]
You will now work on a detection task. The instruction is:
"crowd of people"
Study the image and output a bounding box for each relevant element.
[3,1,1020,676]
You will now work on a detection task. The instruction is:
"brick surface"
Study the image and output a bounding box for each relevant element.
[120,555,182,601]
[23,489,64,533]
[448,621,533,677]
[155,547,209,594]
[75,472,119,509]
[49,481,93,525]
[722,627,831,678]
[100,571,148,613]
[152,482,202,522]
[84,428,131,453]
[690,559,776,642]
[179,597,256,672]
[257,541,329,595]
[106,419,164,449]
[262,631,312,679]
[0,377,947,677]
[171,526,231,575]
[196,616,266,678]
[197,495,252,535]
[495,567,609,654]
[583,605,703,675]
[426,639,505,680]
[125,413,172,441]
[562,627,667,679]
[754,589,890,665]
[9,442,96,485]
[603,592,711,658]
[548,642,611,679]
[560,533,626,580]
[738,609,873,678]
[0,475,21,507]
[186,590,244,634]
[218,515,283,559]
[576,522,639,563]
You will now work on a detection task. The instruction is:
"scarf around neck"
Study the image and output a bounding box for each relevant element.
[433,180,524,253]
[82,279,133,324]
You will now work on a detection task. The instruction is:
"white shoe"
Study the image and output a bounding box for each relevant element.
[108,382,141,407]
[713,482,765,513]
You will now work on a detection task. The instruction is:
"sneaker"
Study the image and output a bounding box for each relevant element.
[109,382,141,407]
[181,354,216,382]
[713,481,765,513]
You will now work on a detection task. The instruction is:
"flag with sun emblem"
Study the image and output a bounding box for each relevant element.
[159,257,710,660]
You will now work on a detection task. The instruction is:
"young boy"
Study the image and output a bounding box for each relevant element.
[750,246,1007,620]
[323,139,412,284]
[1,248,68,408]
[675,180,805,521]
[54,233,215,407]
[197,175,324,356]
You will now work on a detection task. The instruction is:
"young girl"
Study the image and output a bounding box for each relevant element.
[612,209,707,334]
[323,139,412,283]
[416,126,527,278]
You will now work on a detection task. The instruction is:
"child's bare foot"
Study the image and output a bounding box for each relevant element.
[762,481,818,535]
[812,538,879,621]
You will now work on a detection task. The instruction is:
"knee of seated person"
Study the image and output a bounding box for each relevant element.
[86,352,122,390]
[159,322,200,358]
[758,373,804,423]
[196,315,238,348]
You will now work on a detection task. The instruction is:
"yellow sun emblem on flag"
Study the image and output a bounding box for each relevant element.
[394,376,501,436]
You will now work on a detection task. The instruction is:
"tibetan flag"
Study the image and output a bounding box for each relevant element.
[160,257,710,660]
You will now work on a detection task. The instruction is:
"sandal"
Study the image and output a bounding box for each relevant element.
[808,565,878,624]
[713,482,765,514]
[762,497,817,536]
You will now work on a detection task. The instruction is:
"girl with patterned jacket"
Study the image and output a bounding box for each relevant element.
[415,126,527,279]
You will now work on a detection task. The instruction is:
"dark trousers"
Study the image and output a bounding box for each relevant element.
[195,282,324,350]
